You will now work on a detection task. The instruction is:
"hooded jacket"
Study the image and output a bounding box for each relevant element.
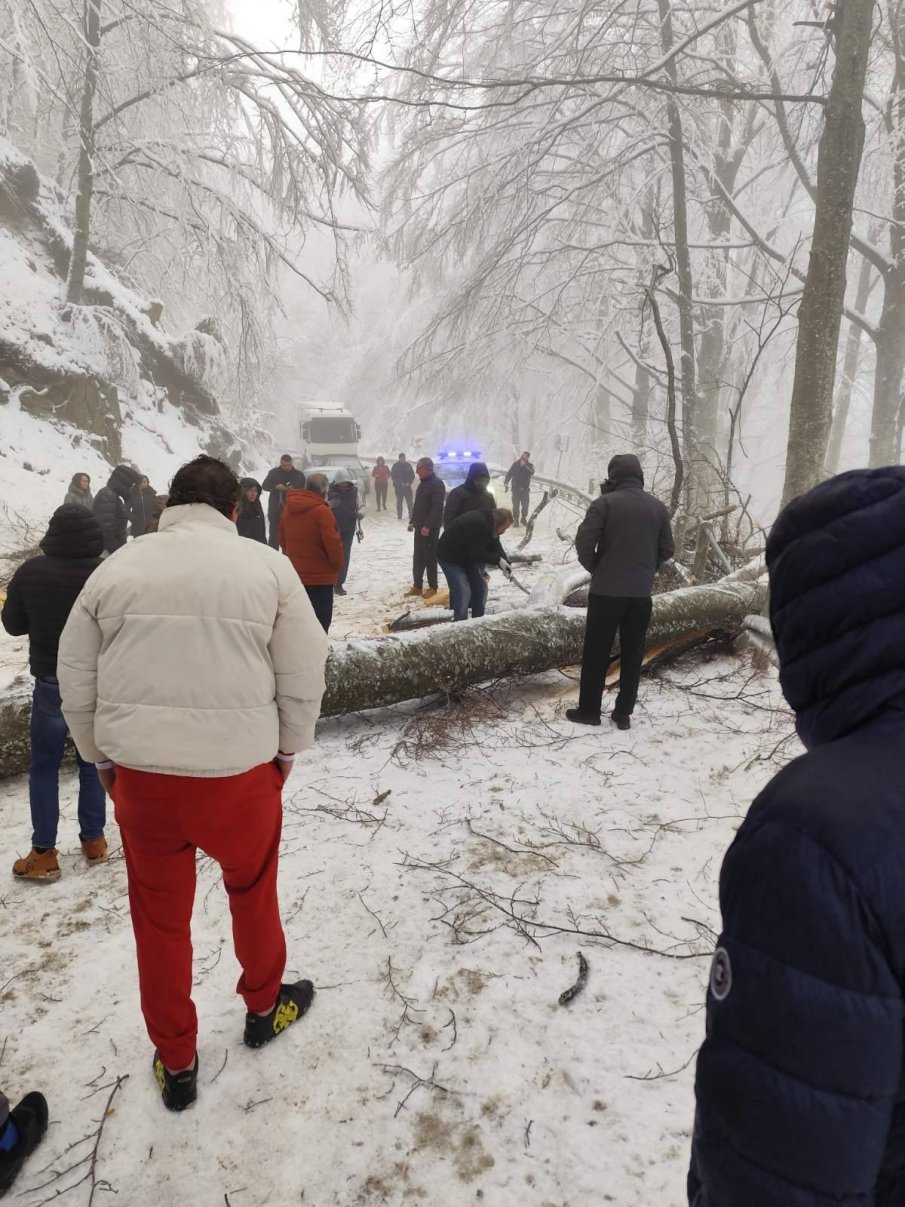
[411,471,446,531]
[438,508,507,568]
[574,454,673,597]
[327,469,363,536]
[1,505,104,678]
[93,464,141,554]
[279,488,344,585]
[64,474,93,510]
[442,462,495,528]
[689,466,905,1207]
[58,503,328,777]
[236,477,266,543]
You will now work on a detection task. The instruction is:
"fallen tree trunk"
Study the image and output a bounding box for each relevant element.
[0,579,768,775]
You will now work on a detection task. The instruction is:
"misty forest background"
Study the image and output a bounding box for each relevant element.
[0,0,893,523]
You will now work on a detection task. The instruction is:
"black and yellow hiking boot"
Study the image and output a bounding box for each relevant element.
[243,980,315,1049]
[152,1052,198,1112]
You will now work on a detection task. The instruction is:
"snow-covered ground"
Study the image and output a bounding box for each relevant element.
[0,502,796,1206]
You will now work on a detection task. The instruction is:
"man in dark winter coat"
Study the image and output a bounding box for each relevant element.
[406,457,446,598]
[689,465,905,1207]
[93,464,141,554]
[442,461,495,529]
[129,476,157,538]
[504,452,535,526]
[236,478,266,543]
[262,455,306,548]
[390,453,415,520]
[1,505,107,880]
[327,468,363,596]
[567,453,673,730]
[438,507,513,621]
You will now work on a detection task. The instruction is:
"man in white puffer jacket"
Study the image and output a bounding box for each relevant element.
[58,455,328,1112]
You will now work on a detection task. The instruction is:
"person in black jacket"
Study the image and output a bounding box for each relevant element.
[328,468,363,596]
[567,453,673,730]
[262,455,306,548]
[689,465,905,1207]
[1,505,107,880]
[236,478,266,543]
[390,453,415,520]
[406,458,446,598]
[438,507,514,621]
[93,464,141,555]
[129,475,157,538]
[504,452,535,526]
[442,461,495,529]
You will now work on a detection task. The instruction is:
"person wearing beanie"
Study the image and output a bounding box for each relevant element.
[93,464,142,554]
[689,466,905,1205]
[1,505,107,880]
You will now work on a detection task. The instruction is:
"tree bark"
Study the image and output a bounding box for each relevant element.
[781,0,873,505]
[826,251,874,473]
[66,0,102,304]
[0,581,766,776]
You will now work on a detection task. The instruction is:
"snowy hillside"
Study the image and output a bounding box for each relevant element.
[0,507,796,1206]
[0,134,244,556]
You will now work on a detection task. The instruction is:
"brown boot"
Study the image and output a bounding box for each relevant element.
[13,848,61,881]
[404,586,423,597]
[423,587,438,599]
[81,836,108,866]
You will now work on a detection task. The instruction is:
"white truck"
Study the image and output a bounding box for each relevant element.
[296,401,361,463]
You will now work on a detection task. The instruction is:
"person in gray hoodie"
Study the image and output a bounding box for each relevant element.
[567,454,674,731]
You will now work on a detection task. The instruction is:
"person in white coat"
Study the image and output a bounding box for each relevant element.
[58,455,328,1112]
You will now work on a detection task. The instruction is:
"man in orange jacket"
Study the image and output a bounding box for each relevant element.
[279,473,344,632]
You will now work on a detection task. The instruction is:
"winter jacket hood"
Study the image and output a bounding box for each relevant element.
[464,461,490,488]
[603,453,644,491]
[108,464,141,500]
[58,503,328,776]
[333,467,356,485]
[40,505,104,560]
[767,466,905,750]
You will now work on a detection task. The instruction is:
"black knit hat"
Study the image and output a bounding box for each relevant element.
[40,504,104,559]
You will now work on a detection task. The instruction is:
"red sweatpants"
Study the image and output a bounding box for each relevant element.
[114,762,286,1070]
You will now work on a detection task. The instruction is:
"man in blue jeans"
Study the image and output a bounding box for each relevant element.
[2,504,107,880]
[438,507,514,620]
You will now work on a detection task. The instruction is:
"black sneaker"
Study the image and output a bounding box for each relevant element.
[0,1092,48,1196]
[566,708,601,727]
[244,980,315,1049]
[334,585,347,597]
[153,1052,198,1112]
[611,711,631,731]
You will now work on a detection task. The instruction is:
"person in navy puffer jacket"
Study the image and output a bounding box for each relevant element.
[689,466,905,1207]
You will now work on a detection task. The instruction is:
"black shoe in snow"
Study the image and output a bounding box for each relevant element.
[0,1092,49,1196]
[611,711,631,731]
[244,980,315,1049]
[334,585,347,596]
[153,1052,198,1112]
[566,708,601,727]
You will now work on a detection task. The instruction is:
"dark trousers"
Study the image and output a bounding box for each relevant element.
[338,530,354,587]
[578,594,653,718]
[394,484,413,518]
[375,482,388,509]
[413,530,439,590]
[305,585,334,633]
[115,763,285,1070]
[30,676,105,848]
[267,508,281,549]
[512,487,530,524]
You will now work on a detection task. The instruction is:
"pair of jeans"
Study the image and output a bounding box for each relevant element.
[337,530,354,587]
[29,676,105,849]
[305,584,334,633]
[374,482,388,509]
[577,594,653,717]
[439,561,488,621]
[114,762,286,1069]
[394,484,413,518]
[413,530,439,590]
